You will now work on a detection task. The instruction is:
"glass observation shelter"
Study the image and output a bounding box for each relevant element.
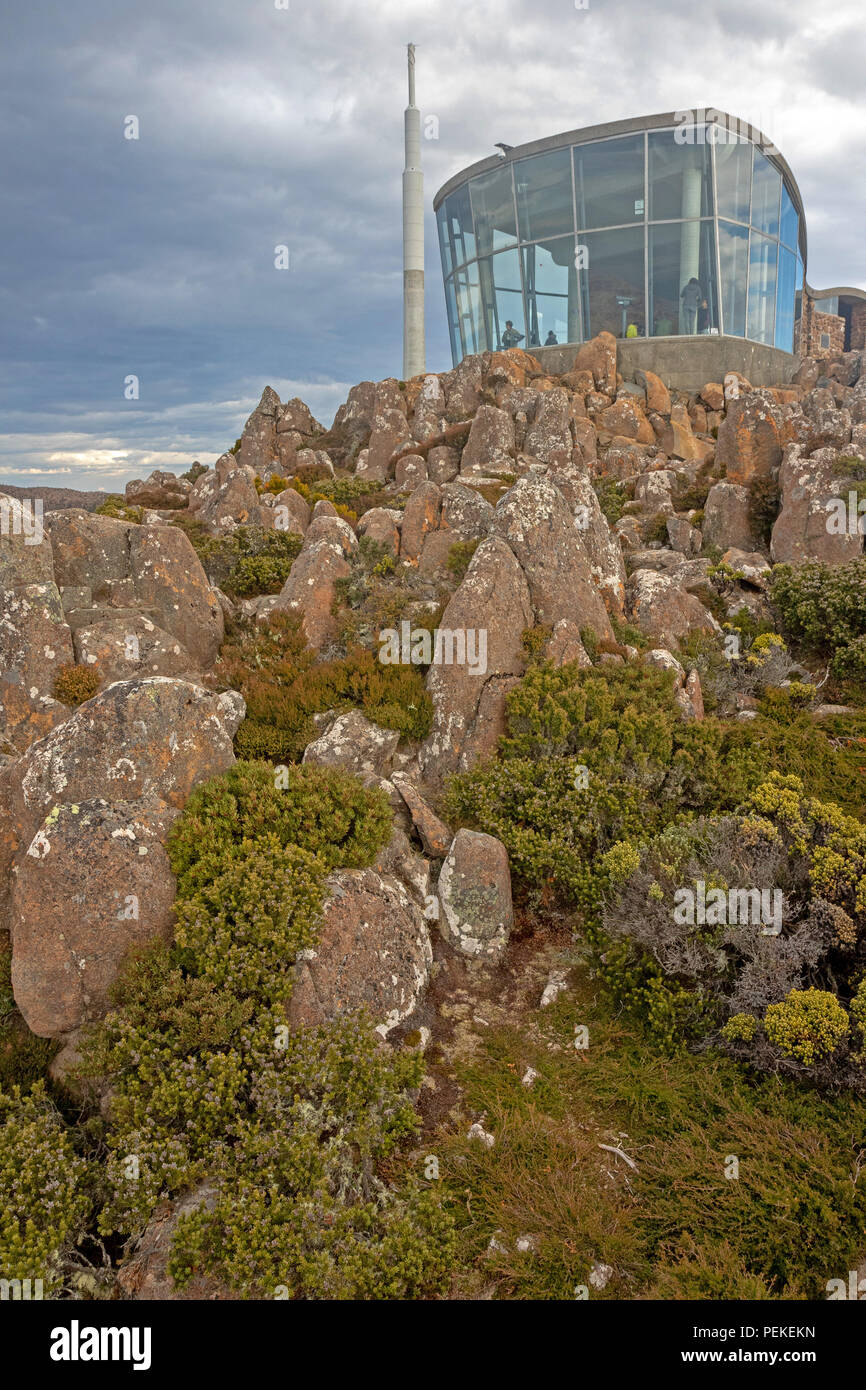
[434,111,807,366]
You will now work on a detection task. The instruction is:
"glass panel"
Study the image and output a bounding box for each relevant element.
[515,149,574,244]
[436,203,452,277]
[454,261,484,355]
[718,220,749,337]
[440,184,475,269]
[470,165,517,257]
[714,140,752,224]
[751,150,781,238]
[747,232,777,344]
[648,129,713,220]
[775,247,798,352]
[444,276,461,363]
[648,220,718,337]
[479,248,526,351]
[573,134,645,230]
[522,236,575,347]
[814,295,839,314]
[578,226,645,338]
[780,182,799,250]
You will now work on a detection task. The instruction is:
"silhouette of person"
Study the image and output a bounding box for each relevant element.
[545,330,558,345]
[501,320,524,348]
[681,278,702,334]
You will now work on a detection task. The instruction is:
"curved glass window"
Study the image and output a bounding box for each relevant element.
[436,121,803,363]
[780,183,799,250]
[515,149,573,243]
[648,130,713,220]
[522,236,575,348]
[748,232,777,344]
[718,220,749,337]
[775,247,798,352]
[751,150,781,238]
[480,247,525,350]
[470,165,516,257]
[454,261,483,355]
[439,184,475,270]
[444,276,460,360]
[715,140,752,224]
[579,226,644,338]
[574,134,644,230]
[649,220,718,336]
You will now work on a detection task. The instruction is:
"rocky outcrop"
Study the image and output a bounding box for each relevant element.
[236,386,324,481]
[702,482,755,552]
[419,536,532,779]
[125,470,191,511]
[436,829,513,959]
[715,395,783,485]
[72,614,195,684]
[47,510,224,670]
[460,404,516,477]
[771,443,864,566]
[285,868,432,1035]
[1,678,244,1038]
[188,453,267,532]
[302,711,400,779]
[627,569,718,649]
[273,513,356,649]
[11,798,179,1037]
[0,492,74,752]
[491,475,614,639]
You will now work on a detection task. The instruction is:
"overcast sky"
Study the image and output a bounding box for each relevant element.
[1,0,864,490]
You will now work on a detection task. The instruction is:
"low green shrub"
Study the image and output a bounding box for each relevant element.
[219,612,433,762]
[94,495,143,524]
[167,760,392,890]
[764,989,849,1065]
[771,558,866,680]
[0,1081,91,1290]
[602,774,866,1080]
[72,755,453,1297]
[168,521,301,596]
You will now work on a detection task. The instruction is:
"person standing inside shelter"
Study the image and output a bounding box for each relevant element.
[680,277,702,334]
[502,320,524,348]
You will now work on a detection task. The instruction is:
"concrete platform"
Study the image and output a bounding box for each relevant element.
[532,335,798,392]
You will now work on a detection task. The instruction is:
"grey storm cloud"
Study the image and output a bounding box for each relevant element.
[1,0,864,488]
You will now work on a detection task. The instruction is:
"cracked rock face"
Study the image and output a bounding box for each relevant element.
[437,829,513,960]
[627,568,718,650]
[419,535,532,780]
[273,513,356,649]
[0,491,74,751]
[302,710,400,779]
[0,678,245,1032]
[11,797,179,1037]
[284,867,432,1035]
[771,443,864,566]
[46,508,224,668]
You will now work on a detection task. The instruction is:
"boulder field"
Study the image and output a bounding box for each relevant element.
[2,333,864,1048]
